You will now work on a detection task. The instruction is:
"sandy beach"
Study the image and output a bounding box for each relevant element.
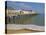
[7,29,44,34]
[6,24,44,34]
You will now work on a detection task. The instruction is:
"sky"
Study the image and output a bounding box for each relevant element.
[6,1,44,14]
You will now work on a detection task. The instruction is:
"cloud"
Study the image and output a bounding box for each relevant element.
[20,3,31,8]
[15,2,31,9]
[7,1,32,10]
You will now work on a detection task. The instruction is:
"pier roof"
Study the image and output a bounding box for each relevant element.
[20,9,32,11]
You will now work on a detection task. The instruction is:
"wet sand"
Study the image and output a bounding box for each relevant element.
[7,29,43,34]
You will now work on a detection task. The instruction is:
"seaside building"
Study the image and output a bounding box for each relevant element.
[6,9,36,16]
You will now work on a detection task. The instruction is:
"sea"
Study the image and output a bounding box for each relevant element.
[7,14,44,26]
[7,14,44,31]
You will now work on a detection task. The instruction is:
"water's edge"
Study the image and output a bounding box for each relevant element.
[7,24,44,31]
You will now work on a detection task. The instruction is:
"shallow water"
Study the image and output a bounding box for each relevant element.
[7,14,44,26]
[31,14,44,26]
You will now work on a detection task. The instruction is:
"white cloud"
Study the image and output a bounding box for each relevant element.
[17,3,31,8]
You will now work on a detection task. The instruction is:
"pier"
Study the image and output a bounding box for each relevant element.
[6,9,37,16]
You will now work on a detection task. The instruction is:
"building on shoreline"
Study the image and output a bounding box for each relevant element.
[6,9,36,16]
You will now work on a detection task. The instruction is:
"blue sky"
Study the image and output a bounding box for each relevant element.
[7,1,44,13]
